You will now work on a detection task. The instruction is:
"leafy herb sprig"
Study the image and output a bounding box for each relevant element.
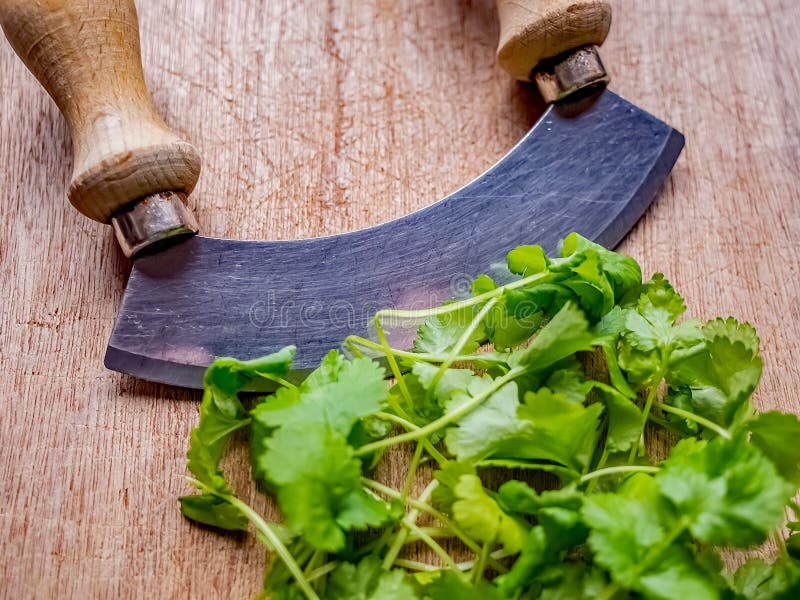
[180,233,800,599]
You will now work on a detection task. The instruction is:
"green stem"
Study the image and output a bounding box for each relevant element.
[369,316,450,466]
[401,443,425,500]
[471,539,493,584]
[586,445,611,493]
[629,374,663,462]
[579,465,660,484]
[354,368,523,456]
[774,530,789,558]
[457,549,512,572]
[345,335,508,366]
[404,521,459,569]
[382,480,438,570]
[362,478,507,573]
[373,412,449,465]
[375,271,550,321]
[254,372,297,390]
[426,297,499,396]
[655,402,731,439]
[647,413,690,437]
[306,561,338,583]
[404,527,457,542]
[186,478,319,600]
[597,582,621,600]
[393,558,441,572]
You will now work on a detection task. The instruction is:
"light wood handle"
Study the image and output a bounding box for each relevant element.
[496,0,611,82]
[0,0,200,223]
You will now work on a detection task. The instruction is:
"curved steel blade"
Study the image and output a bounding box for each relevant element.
[106,89,684,388]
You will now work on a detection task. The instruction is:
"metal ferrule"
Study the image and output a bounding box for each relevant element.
[534,45,610,104]
[111,191,199,258]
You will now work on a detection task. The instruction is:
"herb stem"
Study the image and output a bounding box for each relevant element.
[426,297,499,395]
[382,480,438,570]
[629,374,663,462]
[400,443,425,500]
[586,445,611,494]
[404,521,459,569]
[354,368,524,456]
[375,271,550,322]
[306,561,338,583]
[579,465,660,483]
[392,558,440,571]
[367,317,448,465]
[654,402,731,439]
[373,412,449,465]
[254,372,297,390]
[186,478,319,600]
[471,539,493,584]
[345,335,507,365]
[362,478,507,573]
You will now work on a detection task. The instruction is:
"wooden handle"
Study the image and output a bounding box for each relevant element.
[496,0,611,82]
[0,0,200,223]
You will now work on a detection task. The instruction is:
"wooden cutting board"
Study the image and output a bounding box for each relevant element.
[1,0,798,597]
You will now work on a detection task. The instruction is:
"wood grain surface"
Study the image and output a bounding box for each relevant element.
[1,0,798,597]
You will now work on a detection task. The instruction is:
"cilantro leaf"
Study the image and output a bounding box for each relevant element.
[443,377,601,473]
[516,388,603,472]
[510,302,602,370]
[748,411,800,485]
[495,483,588,596]
[507,245,548,276]
[450,472,528,553]
[180,347,296,529]
[592,382,643,452]
[326,557,418,599]
[730,557,800,600]
[421,570,505,600]
[656,434,794,547]
[668,318,763,427]
[250,350,387,438]
[560,233,642,304]
[256,424,391,551]
[178,493,248,531]
[444,378,530,461]
[413,306,486,355]
[582,484,717,599]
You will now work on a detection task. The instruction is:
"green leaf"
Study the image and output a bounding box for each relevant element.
[257,425,391,551]
[656,434,794,547]
[511,302,601,371]
[326,557,418,599]
[421,570,505,600]
[444,378,530,462]
[495,483,589,596]
[516,387,604,472]
[431,461,477,514]
[181,347,295,529]
[443,376,602,473]
[560,233,642,304]
[451,473,528,553]
[731,558,800,600]
[250,351,387,438]
[507,245,548,276]
[494,527,547,595]
[413,306,486,355]
[638,273,686,322]
[592,382,643,452]
[178,493,248,531]
[748,411,800,485]
[582,488,717,599]
[668,317,762,427]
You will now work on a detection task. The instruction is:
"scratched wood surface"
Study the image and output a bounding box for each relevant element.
[1,0,798,597]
